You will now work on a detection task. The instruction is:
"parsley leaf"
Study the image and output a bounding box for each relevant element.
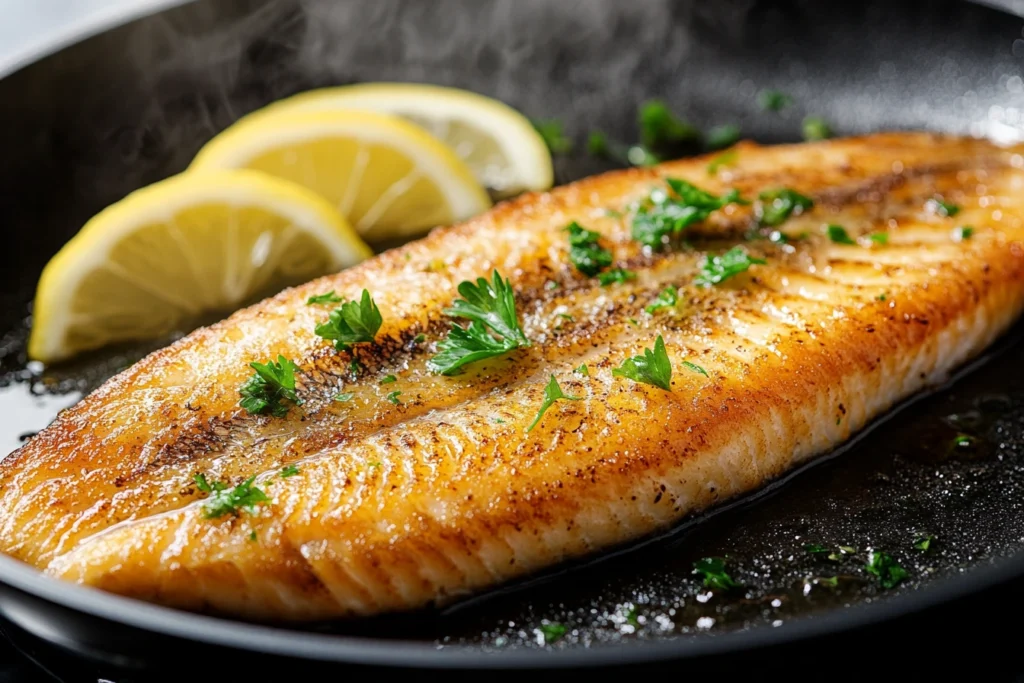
[759,89,792,111]
[928,196,960,217]
[333,392,354,402]
[757,188,814,226]
[914,534,935,552]
[638,100,700,151]
[533,119,573,154]
[631,178,748,249]
[538,622,567,644]
[588,131,658,167]
[597,268,636,286]
[802,116,832,141]
[527,375,582,432]
[314,289,383,351]
[645,286,678,314]
[565,221,613,276]
[306,291,343,305]
[707,149,738,175]
[692,557,740,590]
[239,355,303,417]
[576,363,589,376]
[954,225,974,241]
[380,374,397,385]
[612,335,672,391]
[280,465,299,478]
[868,231,889,245]
[681,360,709,377]
[194,474,269,519]
[428,271,531,375]
[385,390,402,405]
[865,551,909,589]
[694,246,766,287]
[827,224,856,245]
[706,124,741,150]
[413,333,426,344]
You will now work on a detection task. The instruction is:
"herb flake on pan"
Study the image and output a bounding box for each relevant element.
[631,178,748,249]
[707,149,739,175]
[588,131,659,167]
[826,224,856,245]
[537,622,568,644]
[645,286,678,314]
[759,89,793,111]
[692,557,740,590]
[913,534,935,552]
[527,375,582,432]
[597,268,637,286]
[239,355,303,417]
[638,99,701,151]
[314,289,383,351]
[757,188,814,226]
[533,119,573,154]
[694,246,766,287]
[865,551,909,589]
[706,124,741,150]
[612,335,672,391]
[428,271,531,375]
[194,474,269,519]
[306,291,343,305]
[565,221,613,276]
[802,116,832,141]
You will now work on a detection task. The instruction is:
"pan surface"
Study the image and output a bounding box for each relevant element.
[3,0,1024,669]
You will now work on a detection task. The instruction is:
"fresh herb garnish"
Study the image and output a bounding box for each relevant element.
[816,576,839,588]
[597,268,636,286]
[952,434,976,449]
[645,286,678,314]
[557,313,574,321]
[349,359,363,376]
[694,246,766,287]
[306,291,343,305]
[914,534,935,552]
[239,355,303,417]
[928,196,960,217]
[876,293,888,301]
[827,224,856,245]
[576,363,589,376]
[631,178,748,249]
[380,374,397,385]
[612,335,672,391]
[533,119,573,154]
[681,360,709,377]
[194,474,269,519]
[280,465,299,478]
[314,289,383,351]
[759,89,792,111]
[706,124,741,150]
[868,231,889,245]
[954,225,974,241]
[805,543,831,556]
[527,375,582,432]
[588,131,658,167]
[538,622,568,644]
[565,221,613,276]
[802,116,832,141]
[248,530,258,542]
[865,551,909,589]
[757,188,814,226]
[333,392,354,402]
[428,271,531,375]
[692,557,740,590]
[413,333,426,344]
[638,99,700,151]
[493,417,506,424]
[707,149,739,175]
[385,390,402,405]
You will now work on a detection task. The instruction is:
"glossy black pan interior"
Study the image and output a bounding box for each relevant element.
[3,0,1024,675]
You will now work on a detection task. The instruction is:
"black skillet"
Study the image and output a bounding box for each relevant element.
[3,0,1024,677]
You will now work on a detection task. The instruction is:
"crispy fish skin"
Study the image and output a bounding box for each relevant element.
[2,133,1024,619]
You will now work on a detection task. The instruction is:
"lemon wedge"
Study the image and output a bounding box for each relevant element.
[249,83,554,198]
[189,109,491,243]
[29,170,371,364]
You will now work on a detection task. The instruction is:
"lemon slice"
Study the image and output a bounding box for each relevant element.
[250,83,554,198]
[189,109,491,243]
[29,170,371,363]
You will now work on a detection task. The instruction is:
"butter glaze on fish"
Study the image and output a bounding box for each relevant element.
[2,133,1024,620]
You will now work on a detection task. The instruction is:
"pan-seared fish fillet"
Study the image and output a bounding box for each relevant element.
[2,133,1024,620]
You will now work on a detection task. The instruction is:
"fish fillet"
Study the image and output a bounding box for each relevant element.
[2,133,1024,620]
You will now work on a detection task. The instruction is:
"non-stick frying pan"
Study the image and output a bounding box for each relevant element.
[3,0,1024,676]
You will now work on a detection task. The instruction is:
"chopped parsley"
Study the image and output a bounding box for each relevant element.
[493,417,505,424]
[806,543,855,562]
[248,530,258,542]
[576,363,589,376]
[280,465,300,478]
[239,355,303,417]
[914,534,935,552]
[333,392,354,402]
[597,268,636,286]
[757,188,814,226]
[538,622,568,644]
[565,221,613,276]
[952,434,977,449]
[588,131,656,167]
[681,360,709,377]
[805,543,831,556]
[413,333,427,344]
[694,246,766,287]
[707,149,739,175]
[645,286,678,314]
[827,224,856,245]
[380,374,397,385]
[759,89,792,111]
[876,293,888,301]
[692,557,740,590]
[428,271,531,375]
[816,576,839,588]
[557,313,574,321]
[865,551,909,589]
[868,231,889,245]
[954,225,974,241]
[638,99,700,151]
[631,178,748,249]
[194,474,269,519]
[928,196,960,217]
[706,124,741,150]
[802,116,832,141]
[533,119,573,154]
[314,289,383,351]
[306,291,343,305]
[385,390,402,405]
[527,375,582,432]
[612,335,672,391]
[349,359,363,376]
